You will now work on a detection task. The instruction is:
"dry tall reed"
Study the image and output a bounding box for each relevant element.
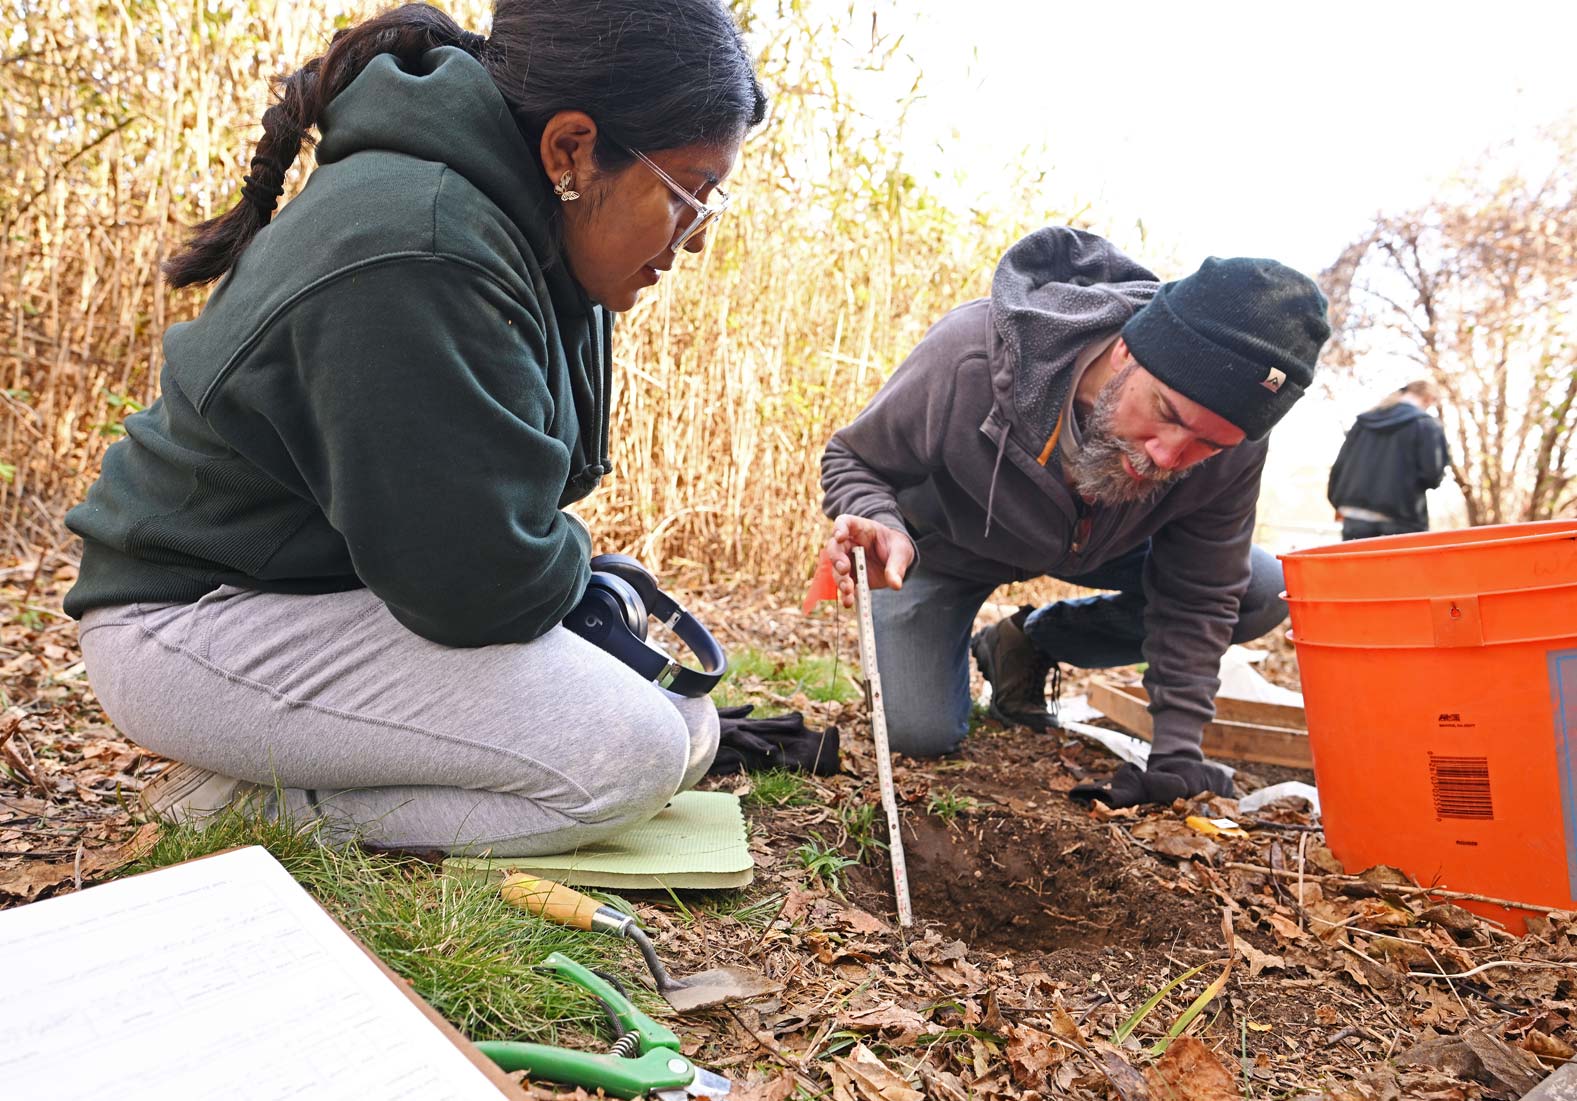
[2,0,1074,591]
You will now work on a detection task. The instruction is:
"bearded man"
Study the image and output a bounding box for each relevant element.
[818,227,1330,807]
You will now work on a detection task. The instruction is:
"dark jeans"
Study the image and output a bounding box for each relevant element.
[1341,518,1423,541]
[870,543,1288,756]
[1023,543,1288,668]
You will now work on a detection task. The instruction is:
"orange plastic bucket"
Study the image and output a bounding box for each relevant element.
[1281,520,1577,933]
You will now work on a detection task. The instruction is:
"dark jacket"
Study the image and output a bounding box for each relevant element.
[821,227,1270,759]
[1326,402,1449,530]
[63,47,609,646]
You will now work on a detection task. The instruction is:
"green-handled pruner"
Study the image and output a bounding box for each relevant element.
[476,953,731,1099]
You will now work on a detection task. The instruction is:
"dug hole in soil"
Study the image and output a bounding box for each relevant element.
[845,725,1223,959]
[845,799,1218,957]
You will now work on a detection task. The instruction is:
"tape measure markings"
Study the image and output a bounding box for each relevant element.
[852,547,913,928]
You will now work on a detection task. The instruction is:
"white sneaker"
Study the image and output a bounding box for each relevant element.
[139,762,260,824]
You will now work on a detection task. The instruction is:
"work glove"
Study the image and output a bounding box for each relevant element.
[707,705,842,777]
[1070,753,1236,809]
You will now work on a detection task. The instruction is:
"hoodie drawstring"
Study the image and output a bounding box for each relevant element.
[983,425,1010,540]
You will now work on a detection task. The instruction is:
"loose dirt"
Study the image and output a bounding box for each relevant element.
[849,804,1220,953]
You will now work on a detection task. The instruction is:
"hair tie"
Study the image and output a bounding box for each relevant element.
[240,155,286,219]
[456,31,487,57]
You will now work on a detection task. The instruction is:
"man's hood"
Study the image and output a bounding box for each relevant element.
[1354,402,1429,432]
[988,227,1159,443]
[313,47,583,313]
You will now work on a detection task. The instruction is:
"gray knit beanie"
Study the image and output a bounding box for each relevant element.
[1120,257,1330,440]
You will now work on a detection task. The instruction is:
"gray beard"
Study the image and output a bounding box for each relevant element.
[1067,369,1190,506]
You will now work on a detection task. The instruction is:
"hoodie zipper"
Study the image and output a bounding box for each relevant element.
[1070,498,1094,555]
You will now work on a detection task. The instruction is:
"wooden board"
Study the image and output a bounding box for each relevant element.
[1088,678,1313,770]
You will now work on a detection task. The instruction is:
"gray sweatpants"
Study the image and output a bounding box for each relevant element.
[79,586,719,856]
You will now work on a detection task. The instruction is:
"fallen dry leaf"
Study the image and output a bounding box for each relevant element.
[728,1071,798,1101]
[0,822,159,902]
[1097,1047,1150,1100]
[1520,1029,1577,1062]
[778,887,820,924]
[1348,897,1414,929]
[1413,987,1469,1029]
[1304,840,1344,874]
[834,905,892,936]
[1133,817,1221,861]
[1416,903,1479,934]
[1264,911,1304,942]
[1004,1023,1064,1088]
[1048,1003,1088,1047]
[908,934,968,963]
[0,858,76,902]
[830,1043,924,1101]
[915,1065,971,1101]
[1239,941,1286,978]
[839,1002,929,1045]
[1144,1036,1242,1101]
[1460,1027,1546,1096]
[1396,1035,1482,1080]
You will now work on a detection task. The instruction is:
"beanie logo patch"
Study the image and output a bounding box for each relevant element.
[1260,366,1287,393]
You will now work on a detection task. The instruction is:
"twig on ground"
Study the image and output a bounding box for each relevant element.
[1296,831,1308,936]
[1407,959,1577,981]
[724,1007,824,1095]
[1322,1025,1380,1047]
[1224,861,1566,915]
[1243,819,1324,833]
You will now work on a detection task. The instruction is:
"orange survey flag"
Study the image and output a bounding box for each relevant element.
[801,548,839,613]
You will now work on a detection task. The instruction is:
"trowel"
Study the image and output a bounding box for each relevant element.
[500,873,779,1014]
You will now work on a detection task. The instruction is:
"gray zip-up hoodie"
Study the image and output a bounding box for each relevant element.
[821,227,1268,759]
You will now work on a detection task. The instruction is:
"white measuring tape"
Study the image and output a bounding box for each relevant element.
[852,547,913,928]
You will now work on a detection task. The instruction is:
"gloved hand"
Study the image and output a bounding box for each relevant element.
[1070,753,1236,809]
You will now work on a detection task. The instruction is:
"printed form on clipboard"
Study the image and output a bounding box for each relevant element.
[0,845,513,1100]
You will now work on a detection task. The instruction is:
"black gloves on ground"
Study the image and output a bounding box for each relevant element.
[1069,753,1236,809]
[707,705,842,777]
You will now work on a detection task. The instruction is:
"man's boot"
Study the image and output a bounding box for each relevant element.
[970,605,1058,731]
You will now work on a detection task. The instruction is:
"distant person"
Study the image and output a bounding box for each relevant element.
[816,227,1331,808]
[1326,380,1450,540]
[60,0,765,854]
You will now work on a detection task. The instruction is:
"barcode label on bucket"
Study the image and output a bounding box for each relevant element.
[1428,754,1494,820]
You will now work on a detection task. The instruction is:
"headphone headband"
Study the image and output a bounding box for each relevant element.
[561,555,727,697]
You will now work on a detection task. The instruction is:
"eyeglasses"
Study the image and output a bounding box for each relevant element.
[627,147,732,250]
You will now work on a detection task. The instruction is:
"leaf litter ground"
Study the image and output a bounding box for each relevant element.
[3,559,1575,1100]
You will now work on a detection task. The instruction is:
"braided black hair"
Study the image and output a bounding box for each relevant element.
[165,0,766,288]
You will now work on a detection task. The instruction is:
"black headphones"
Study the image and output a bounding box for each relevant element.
[562,554,728,698]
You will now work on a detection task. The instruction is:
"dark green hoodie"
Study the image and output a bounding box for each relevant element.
[64,47,609,646]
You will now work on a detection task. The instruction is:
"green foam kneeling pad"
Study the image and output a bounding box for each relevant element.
[443,790,752,889]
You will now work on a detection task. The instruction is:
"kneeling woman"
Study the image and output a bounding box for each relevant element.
[63,0,765,854]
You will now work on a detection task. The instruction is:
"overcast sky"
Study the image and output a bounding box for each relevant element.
[886,0,1576,278]
[859,0,1576,537]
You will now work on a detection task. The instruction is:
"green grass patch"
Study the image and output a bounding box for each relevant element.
[686,889,787,931]
[793,832,859,896]
[741,768,816,808]
[120,808,654,1044]
[926,787,978,824]
[716,646,862,708]
[837,800,886,859]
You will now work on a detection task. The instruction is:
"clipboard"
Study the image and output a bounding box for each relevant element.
[0,845,517,1098]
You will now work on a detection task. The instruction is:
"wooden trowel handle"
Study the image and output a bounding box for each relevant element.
[499,873,603,930]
